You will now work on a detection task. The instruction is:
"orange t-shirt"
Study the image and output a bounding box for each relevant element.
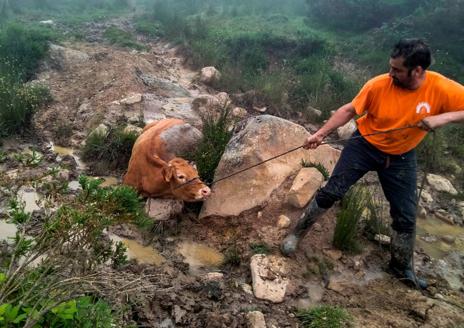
[352,71,464,154]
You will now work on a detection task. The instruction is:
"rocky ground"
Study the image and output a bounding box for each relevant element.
[1,18,463,327]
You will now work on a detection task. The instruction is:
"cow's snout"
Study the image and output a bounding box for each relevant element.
[200,186,211,198]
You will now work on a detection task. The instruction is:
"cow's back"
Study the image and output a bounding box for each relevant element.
[123,119,186,193]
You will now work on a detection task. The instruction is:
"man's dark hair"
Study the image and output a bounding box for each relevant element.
[390,38,432,71]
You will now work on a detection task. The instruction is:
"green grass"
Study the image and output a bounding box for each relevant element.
[187,106,233,184]
[333,186,368,253]
[103,27,146,51]
[297,305,353,328]
[81,125,139,171]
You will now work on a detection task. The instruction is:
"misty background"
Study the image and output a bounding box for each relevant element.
[1,0,463,186]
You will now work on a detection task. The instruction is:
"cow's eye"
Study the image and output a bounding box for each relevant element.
[177,175,185,180]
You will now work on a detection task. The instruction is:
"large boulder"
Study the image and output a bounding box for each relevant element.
[199,115,340,218]
[191,92,231,120]
[426,174,458,195]
[143,95,202,129]
[47,44,90,70]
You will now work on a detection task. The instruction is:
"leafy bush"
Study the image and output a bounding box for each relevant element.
[297,305,353,328]
[134,16,164,38]
[0,76,52,137]
[0,175,149,327]
[0,23,54,81]
[81,125,139,171]
[188,107,233,184]
[332,186,367,253]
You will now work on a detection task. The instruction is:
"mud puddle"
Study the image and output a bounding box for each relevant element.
[50,142,87,170]
[109,234,164,265]
[177,241,224,274]
[416,216,464,259]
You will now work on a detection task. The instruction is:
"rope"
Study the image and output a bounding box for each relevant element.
[212,125,419,185]
[175,124,419,190]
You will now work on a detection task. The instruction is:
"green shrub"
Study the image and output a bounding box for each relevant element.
[301,160,330,180]
[0,175,149,327]
[134,16,164,38]
[103,27,146,50]
[297,305,353,328]
[0,76,52,137]
[332,186,367,253]
[0,23,54,81]
[249,242,271,255]
[81,125,139,171]
[188,107,233,184]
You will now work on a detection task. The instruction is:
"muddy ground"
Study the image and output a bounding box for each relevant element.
[1,18,464,327]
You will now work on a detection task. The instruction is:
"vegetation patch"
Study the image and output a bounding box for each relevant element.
[0,175,151,327]
[81,125,139,172]
[103,26,146,51]
[187,107,234,184]
[297,305,353,328]
[333,186,368,253]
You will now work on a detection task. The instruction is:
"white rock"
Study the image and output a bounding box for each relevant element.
[254,106,267,113]
[119,93,143,105]
[426,174,458,195]
[287,167,324,208]
[306,105,322,118]
[337,119,357,140]
[206,272,224,281]
[199,66,221,84]
[39,20,54,25]
[374,234,391,245]
[246,311,266,328]
[277,215,291,229]
[232,106,247,118]
[250,254,288,303]
[145,198,183,221]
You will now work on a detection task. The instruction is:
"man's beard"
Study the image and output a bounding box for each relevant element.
[392,76,413,89]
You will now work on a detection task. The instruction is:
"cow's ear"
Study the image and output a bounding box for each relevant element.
[189,161,197,170]
[162,164,174,182]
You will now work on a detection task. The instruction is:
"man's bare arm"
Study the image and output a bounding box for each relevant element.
[418,110,464,131]
[304,103,357,149]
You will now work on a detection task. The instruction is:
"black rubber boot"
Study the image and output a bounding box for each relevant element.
[389,230,427,290]
[280,199,327,257]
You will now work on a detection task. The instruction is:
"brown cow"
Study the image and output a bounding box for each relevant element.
[123,119,211,202]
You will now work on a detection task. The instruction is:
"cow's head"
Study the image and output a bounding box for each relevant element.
[162,157,211,202]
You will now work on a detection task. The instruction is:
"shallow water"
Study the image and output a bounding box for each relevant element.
[177,241,224,274]
[416,216,464,259]
[50,143,87,170]
[109,234,164,265]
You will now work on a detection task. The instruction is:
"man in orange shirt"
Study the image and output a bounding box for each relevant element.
[281,39,464,289]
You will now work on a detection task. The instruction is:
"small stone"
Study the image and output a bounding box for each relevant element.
[241,283,253,295]
[374,234,391,245]
[232,107,247,118]
[418,206,427,219]
[441,235,455,244]
[435,211,455,225]
[323,249,342,261]
[277,215,291,229]
[257,211,263,219]
[246,311,266,328]
[206,272,224,281]
[254,106,267,113]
